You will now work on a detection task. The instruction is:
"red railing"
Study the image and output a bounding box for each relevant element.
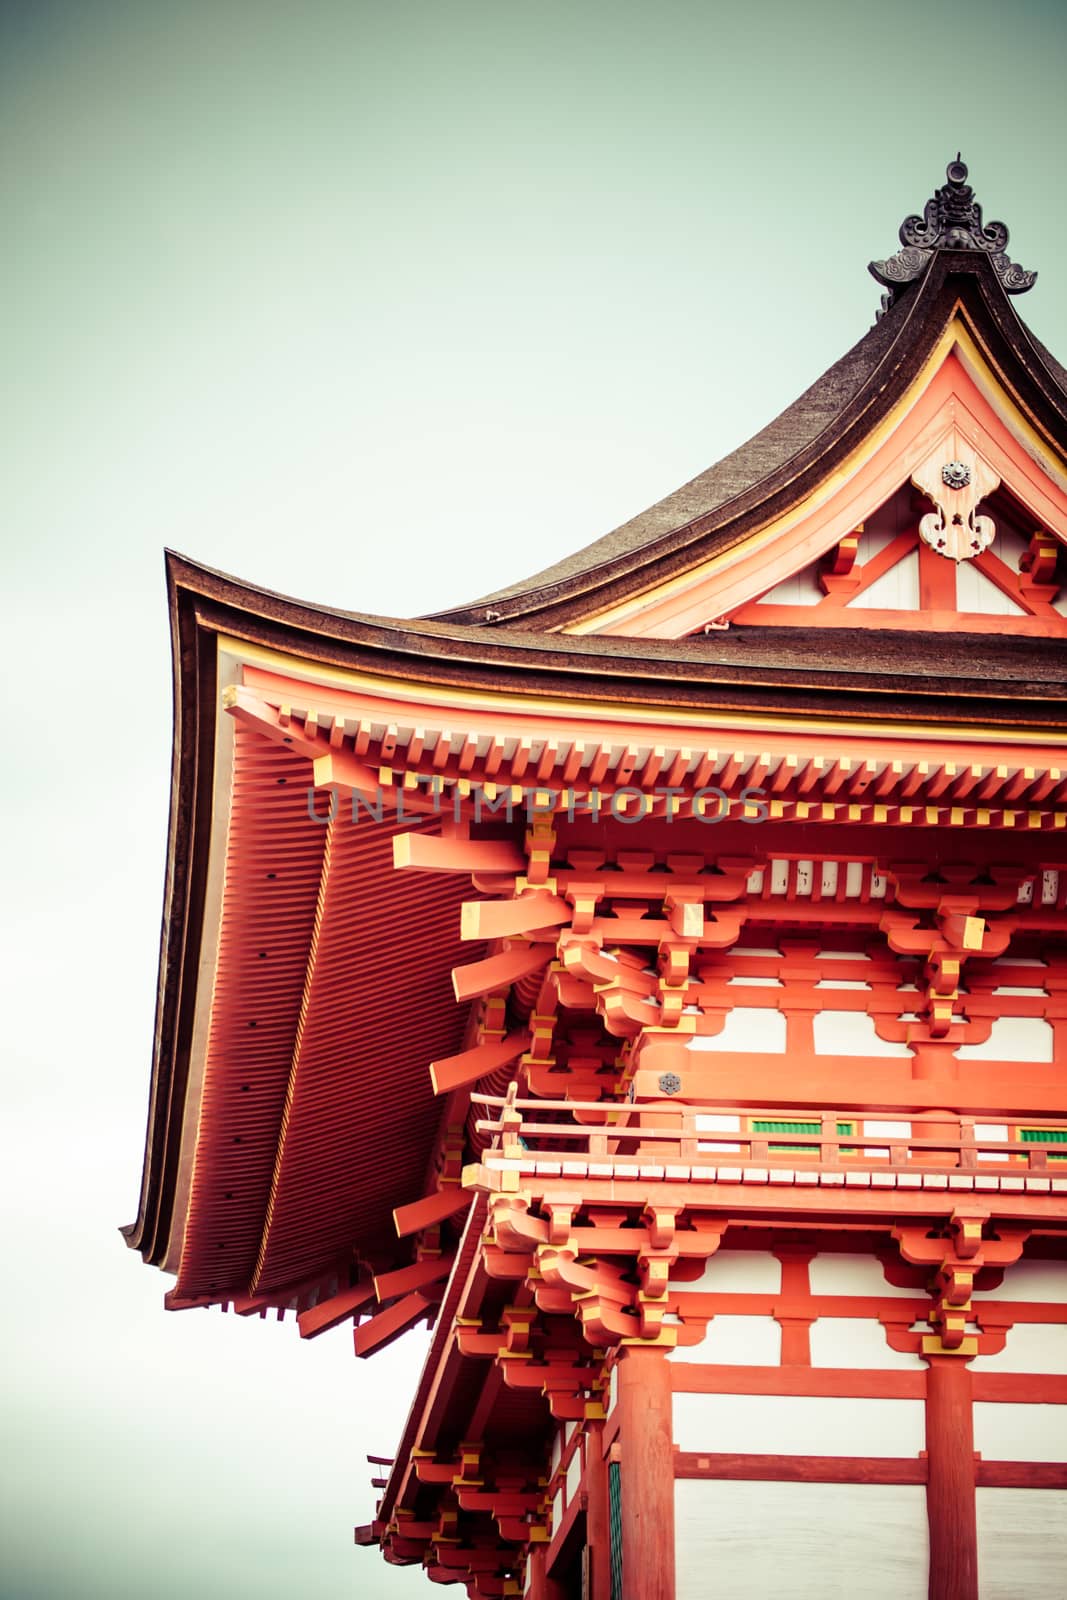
[472,1088,1067,1174]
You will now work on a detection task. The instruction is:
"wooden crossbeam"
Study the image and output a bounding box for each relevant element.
[451,944,553,1003]
[296,1282,377,1340]
[373,1255,455,1303]
[393,1186,472,1238]
[354,1290,438,1358]
[461,894,570,941]
[430,1030,531,1095]
[393,833,525,874]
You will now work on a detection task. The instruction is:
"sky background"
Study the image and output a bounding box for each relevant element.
[3,2,1067,1596]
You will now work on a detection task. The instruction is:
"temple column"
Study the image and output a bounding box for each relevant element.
[617,1345,675,1600]
[924,1357,977,1600]
[527,1545,567,1600]
[584,1421,612,1600]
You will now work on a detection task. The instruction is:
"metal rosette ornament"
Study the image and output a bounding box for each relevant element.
[912,441,1000,561]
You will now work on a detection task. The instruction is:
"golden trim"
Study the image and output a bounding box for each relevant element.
[217,635,1067,750]
[565,318,1067,636]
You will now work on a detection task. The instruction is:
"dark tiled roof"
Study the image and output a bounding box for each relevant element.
[430,252,1067,629]
[466,300,906,609]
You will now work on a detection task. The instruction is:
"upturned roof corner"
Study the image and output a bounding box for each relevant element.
[870,155,1037,312]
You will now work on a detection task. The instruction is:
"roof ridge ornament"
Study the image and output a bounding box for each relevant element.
[870,156,1036,308]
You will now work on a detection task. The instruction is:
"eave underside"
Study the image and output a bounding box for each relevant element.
[124,575,1067,1309]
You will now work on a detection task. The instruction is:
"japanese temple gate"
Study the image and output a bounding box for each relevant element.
[126,160,1067,1599]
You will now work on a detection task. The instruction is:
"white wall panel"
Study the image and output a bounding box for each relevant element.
[689,1007,786,1052]
[812,1010,912,1056]
[977,1488,1067,1598]
[671,1314,781,1365]
[977,1260,1067,1304]
[565,1442,582,1505]
[956,1016,1054,1061]
[973,1403,1066,1462]
[756,561,824,606]
[969,1323,1067,1374]
[672,1393,924,1456]
[956,560,1027,615]
[680,1250,781,1294]
[675,1479,928,1600]
[810,1317,925,1369]
[848,549,920,611]
[809,1252,918,1298]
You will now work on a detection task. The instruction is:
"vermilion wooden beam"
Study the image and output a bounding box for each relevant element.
[392,1186,472,1238]
[393,832,526,874]
[461,894,571,941]
[674,1452,926,1484]
[353,1290,438,1358]
[429,1030,530,1096]
[297,1282,377,1340]
[976,1462,1067,1488]
[671,1365,926,1399]
[452,944,553,1003]
[373,1255,454,1302]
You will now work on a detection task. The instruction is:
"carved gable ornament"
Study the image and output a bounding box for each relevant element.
[912,434,1000,562]
[870,156,1036,307]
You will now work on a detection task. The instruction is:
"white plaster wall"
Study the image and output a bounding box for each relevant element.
[675,1480,928,1600]
[679,1250,781,1294]
[672,1393,924,1456]
[977,1260,1067,1303]
[969,1323,1067,1374]
[809,1252,917,1298]
[671,1314,781,1365]
[956,1016,1054,1061]
[812,1010,912,1056]
[689,1007,786,1052]
[974,1122,1011,1161]
[848,549,920,610]
[757,563,824,606]
[810,1317,925,1370]
[565,1441,582,1505]
[977,1488,1067,1599]
[956,561,1026,616]
[973,1404,1067,1463]
[694,1111,741,1153]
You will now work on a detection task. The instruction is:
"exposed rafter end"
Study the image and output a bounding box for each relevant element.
[429,1030,531,1095]
[373,1254,455,1302]
[393,832,525,874]
[393,1186,472,1238]
[353,1289,441,1358]
[297,1281,377,1340]
[452,944,553,1003]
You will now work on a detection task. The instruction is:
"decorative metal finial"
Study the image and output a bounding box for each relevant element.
[869,156,1036,306]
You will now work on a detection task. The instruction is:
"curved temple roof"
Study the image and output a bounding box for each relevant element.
[125,161,1067,1323]
[428,169,1067,632]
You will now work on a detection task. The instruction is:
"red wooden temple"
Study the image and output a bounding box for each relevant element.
[126,159,1067,1598]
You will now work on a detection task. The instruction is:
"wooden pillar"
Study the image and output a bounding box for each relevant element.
[584,1422,611,1600]
[617,1346,675,1600]
[527,1544,566,1600]
[925,1358,977,1600]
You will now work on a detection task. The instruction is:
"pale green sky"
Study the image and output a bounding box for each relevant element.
[3,2,1066,1596]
